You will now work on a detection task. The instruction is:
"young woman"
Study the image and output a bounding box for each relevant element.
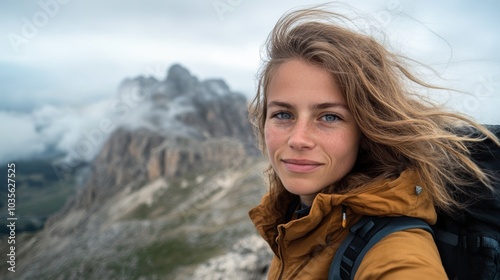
[248,7,499,280]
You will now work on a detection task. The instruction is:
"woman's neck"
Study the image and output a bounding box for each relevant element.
[299,194,316,207]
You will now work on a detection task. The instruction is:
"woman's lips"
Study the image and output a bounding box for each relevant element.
[281,159,323,173]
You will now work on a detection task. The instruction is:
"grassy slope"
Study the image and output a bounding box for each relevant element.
[0,158,76,234]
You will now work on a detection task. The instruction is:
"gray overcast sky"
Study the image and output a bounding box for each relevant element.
[0,0,499,162]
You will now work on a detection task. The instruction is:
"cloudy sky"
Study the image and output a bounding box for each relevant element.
[1,0,499,163]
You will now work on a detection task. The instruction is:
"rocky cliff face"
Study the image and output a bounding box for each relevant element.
[60,128,248,212]
[1,64,272,280]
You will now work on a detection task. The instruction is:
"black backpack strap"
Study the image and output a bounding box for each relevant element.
[329,216,433,280]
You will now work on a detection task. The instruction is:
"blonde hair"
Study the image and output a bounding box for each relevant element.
[248,7,499,215]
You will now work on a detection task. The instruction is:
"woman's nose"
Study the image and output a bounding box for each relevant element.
[288,120,315,150]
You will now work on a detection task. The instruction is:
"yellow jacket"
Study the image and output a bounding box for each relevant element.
[249,170,447,279]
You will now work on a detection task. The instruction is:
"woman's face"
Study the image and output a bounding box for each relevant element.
[264,59,361,205]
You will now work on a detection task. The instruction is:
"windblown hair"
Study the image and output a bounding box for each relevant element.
[248,7,499,215]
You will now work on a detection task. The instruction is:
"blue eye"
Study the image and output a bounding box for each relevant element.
[273,112,292,120]
[321,114,339,122]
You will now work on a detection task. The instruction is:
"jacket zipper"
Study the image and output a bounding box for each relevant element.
[342,204,347,228]
[277,225,285,280]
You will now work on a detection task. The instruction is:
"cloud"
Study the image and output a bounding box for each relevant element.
[0,100,116,164]
[0,111,45,162]
[2,1,497,102]
[0,0,498,163]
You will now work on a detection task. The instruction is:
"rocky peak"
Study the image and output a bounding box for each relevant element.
[202,78,231,96]
[111,64,256,150]
[165,63,199,95]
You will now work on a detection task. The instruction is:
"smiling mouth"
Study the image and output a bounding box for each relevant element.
[281,159,323,173]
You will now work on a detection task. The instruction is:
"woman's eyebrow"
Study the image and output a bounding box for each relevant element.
[267,101,348,110]
[313,102,348,110]
[267,101,293,109]
[267,101,349,111]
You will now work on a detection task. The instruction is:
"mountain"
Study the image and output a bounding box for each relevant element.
[0,64,272,279]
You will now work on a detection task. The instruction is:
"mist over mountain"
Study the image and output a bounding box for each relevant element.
[0,63,254,165]
[0,64,271,279]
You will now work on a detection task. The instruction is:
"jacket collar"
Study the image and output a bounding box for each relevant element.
[249,169,437,254]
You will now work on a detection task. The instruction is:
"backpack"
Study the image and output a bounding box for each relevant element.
[329,124,500,280]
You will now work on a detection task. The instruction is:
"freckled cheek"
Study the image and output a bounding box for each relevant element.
[264,125,282,159]
[325,133,360,165]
